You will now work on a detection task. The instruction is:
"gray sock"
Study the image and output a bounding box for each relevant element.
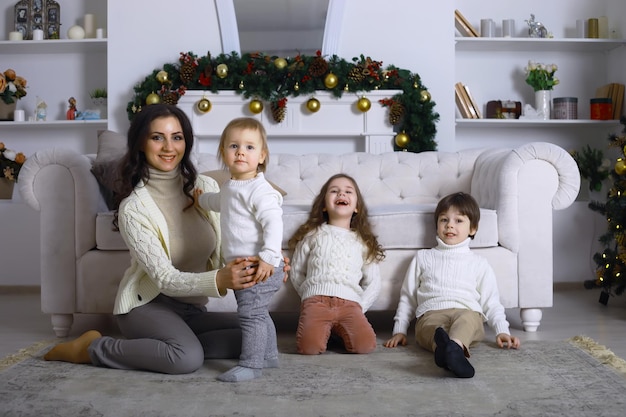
[217,365,262,382]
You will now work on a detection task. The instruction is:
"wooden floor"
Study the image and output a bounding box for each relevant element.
[1,284,625,360]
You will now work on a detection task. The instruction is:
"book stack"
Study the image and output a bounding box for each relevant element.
[455,9,478,37]
[595,83,625,119]
[455,82,481,119]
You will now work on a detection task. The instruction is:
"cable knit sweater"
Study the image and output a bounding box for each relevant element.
[392,237,510,337]
[113,173,223,315]
[198,172,283,267]
[290,223,381,311]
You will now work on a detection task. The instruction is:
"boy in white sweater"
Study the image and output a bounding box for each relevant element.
[384,192,520,378]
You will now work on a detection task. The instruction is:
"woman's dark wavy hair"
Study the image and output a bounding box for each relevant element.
[288,173,385,263]
[112,104,197,226]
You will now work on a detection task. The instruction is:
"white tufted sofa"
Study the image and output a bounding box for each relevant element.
[19,142,579,337]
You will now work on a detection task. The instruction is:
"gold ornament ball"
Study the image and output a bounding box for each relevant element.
[274,57,288,70]
[616,159,626,175]
[156,70,169,84]
[324,73,338,89]
[357,97,371,112]
[146,92,160,105]
[196,98,212,113]
[307,98,321,113]
[420,90,431,102]
[394,132,410,148]
[216,63,228,79]
[249,99,264,114]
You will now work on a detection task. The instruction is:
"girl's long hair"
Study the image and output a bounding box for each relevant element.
[288,173,385,263]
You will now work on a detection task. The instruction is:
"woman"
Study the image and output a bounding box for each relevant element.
[44,104,286,374]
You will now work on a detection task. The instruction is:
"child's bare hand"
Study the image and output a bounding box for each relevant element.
[496,333,520,349]
[384,333,407,348]
[254,260,274,282]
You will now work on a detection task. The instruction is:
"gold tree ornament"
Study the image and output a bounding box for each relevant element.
[394,132,410,148]
[616,158,626,175]
[274,57,288,70]
[196,97,212,113]
[357,97,371,112]
[306,97,321,113]
[146,92,160,105]
[420,90,432,103]
[249,99,263,114]
[156,70,170,84]
[216,63,228,79]
[324,73,338,89]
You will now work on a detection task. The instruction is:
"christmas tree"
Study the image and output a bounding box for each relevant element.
[586,116,626,304]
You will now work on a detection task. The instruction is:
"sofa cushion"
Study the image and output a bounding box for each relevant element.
[281,204,498,250]
[91,130,127,210]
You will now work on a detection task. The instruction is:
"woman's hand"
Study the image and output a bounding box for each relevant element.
[216,257,261,293]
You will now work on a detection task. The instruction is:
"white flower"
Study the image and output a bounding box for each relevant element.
[3,149,16,161]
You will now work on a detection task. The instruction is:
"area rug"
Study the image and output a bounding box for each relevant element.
[1,336,625,417]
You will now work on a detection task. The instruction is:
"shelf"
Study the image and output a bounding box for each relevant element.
[455,37,626,52]
[0,39,106,54]
[455,118,621,128]
[0,120,108,128]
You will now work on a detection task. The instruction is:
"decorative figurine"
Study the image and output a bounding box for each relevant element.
[66,97,77,120]
[525,14,548,38]
[35,96,47,121]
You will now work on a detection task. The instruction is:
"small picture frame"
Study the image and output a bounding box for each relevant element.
[14,0,61,40]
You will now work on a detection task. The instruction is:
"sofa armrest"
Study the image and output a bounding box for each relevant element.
[471,142,580,308]
[18,148,104,314]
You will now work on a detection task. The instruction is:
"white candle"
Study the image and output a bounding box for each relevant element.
[13,110,25,122]
[8,31,23,41]
[96,28,105,39]
[84,14,96,38]
[32,29,44,41]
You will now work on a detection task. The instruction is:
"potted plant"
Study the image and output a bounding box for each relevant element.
[89,88,108,119]
[0,69,28,120]
[0,141,27,199]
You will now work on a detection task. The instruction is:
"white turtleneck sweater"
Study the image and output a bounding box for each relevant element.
[392,236,510,337]
[290,223,381,312]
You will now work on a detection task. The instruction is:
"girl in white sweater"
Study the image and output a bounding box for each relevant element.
[384,192,520,378]
[289,174,385,355]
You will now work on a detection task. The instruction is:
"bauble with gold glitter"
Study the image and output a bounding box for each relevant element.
[324,73,338,89]
[394,132,410,148]
[357,97,371,112]
[146,92,160,105]
[216,63,228,79]
[156,70,169,84]
[249,99,264,114]
[196,98,212,113]
[306,98,321,113]
[274,57,287,70]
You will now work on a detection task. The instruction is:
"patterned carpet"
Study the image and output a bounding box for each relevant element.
[1,336,625,417]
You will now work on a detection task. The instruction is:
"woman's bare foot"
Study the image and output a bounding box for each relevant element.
[43,330,102,364]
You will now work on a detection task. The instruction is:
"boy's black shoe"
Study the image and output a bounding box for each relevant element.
[445,341,475,378]
[433,327,449,368]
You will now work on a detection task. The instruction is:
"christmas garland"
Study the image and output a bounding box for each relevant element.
[127,51,440,153]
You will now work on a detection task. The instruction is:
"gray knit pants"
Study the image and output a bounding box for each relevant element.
[234,265,284,369]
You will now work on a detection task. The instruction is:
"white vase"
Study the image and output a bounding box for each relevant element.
[535,90,551,120]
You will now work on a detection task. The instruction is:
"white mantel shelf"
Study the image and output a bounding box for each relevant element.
[177,90,402,154]
[455,118,621,128]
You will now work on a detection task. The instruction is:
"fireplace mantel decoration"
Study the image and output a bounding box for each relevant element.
[127,51,439,153]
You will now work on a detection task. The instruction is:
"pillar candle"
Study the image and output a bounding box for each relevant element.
[8,31,23,41]
[84,14,96,38]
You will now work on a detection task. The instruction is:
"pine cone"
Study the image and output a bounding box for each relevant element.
[271,101,286,123]
[347,67,365,83]
[389,102,405,125]
[179,62,196,84]
[308,57,328,78]
[162,92,179,105]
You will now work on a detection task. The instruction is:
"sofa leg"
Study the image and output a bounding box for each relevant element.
[51,314,74,338]
[520,308,542,332]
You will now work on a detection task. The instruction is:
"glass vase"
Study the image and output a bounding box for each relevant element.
[535,90,551,120]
